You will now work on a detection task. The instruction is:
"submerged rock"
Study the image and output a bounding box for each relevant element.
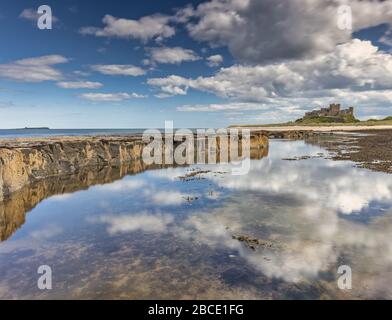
[232,235,274,251]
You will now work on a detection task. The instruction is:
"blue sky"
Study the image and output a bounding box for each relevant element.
[0,0,392,128]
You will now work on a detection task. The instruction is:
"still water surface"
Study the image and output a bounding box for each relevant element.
[1,138,392,299]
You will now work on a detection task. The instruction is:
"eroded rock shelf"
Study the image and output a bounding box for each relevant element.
[0,136,146,202]
[0,133,270,202]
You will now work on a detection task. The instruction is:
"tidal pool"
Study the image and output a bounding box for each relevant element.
[1,138,392,299]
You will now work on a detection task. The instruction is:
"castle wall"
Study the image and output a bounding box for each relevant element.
[305,104,354,118]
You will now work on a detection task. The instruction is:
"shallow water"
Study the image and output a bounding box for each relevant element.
[1,138,392,299]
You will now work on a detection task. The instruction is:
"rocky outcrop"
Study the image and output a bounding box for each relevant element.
[267,131,315,139]
[0,133,269,201]
[0,136,145,201]
[0,160,168,241]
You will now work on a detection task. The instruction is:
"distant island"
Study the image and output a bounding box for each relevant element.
[23,127,50,130]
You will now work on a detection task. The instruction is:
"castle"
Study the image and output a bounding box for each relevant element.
[305,104,354,118]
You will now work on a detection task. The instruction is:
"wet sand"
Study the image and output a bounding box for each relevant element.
[305,129,392,173]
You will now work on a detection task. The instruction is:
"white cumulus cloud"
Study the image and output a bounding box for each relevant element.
[146,46,201,65]
[19,8,59,23]
[80,92,147,102]
[56,81,103,89]
[148,39,392,103]
[0,55,68,82]
[180,0,392,63]
[91,64,146,76]
[206,54,223,67]
[80,14,175,42]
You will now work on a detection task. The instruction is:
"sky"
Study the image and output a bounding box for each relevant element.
[0,0,392,129]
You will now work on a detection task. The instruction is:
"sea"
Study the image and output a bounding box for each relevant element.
[0,128,147,139]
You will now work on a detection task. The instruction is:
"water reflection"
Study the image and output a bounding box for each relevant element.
[0,143,268,242]
[89,212,175,234]
[0,160,170,242]
[1,138,392,299]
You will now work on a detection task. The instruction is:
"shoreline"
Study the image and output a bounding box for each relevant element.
[306,129,392,174]
[1,125,390,143]
[231,125,392,132]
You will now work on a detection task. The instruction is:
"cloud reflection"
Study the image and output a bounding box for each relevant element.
[91,212,174,234]
[173,141,392,293]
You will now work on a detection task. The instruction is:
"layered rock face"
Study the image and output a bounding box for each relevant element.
[0,136,145,201]
[0,160,167,241]
[0,133,269,201]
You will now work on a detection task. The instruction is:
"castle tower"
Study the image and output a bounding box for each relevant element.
[329,104,340,116]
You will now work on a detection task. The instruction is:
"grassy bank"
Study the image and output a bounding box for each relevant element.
[231,116,392,128]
